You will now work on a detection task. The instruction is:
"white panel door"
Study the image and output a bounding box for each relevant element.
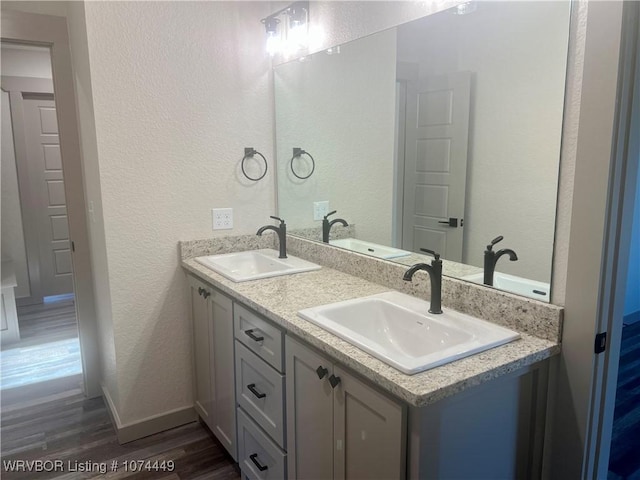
[23,96,73,297]
[402,72,471,262]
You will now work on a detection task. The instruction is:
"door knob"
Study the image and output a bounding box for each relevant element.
[316,366,328,379]
[329,374,341,388]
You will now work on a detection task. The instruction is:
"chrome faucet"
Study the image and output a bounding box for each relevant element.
[322,210,349,243]
[483,236,518,286]
[257,216,287,259]
[403,248,443,314]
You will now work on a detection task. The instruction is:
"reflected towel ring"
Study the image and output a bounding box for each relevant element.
[290,147,315,180]
[241,147,268,181]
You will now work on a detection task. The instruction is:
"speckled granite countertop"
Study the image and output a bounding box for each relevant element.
[182,255,559,408]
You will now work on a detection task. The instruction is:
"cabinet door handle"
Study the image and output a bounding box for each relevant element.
[329,374,341,388]
[197,287,204,296]
[244,329,264,342]
[316,366,328,379]
[202,290,210,299]
[247,383,266,399]
[249,453,268,472]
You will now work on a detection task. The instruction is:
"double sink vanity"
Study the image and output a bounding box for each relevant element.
[180,228,562,479]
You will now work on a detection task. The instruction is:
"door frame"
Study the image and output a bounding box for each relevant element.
[586,3,640,476]
[1,10,101,398]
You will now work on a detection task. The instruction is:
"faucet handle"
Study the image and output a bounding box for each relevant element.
[487,235,504,250]
[323,210,337,220]
[270,216,285,225]
[419,248,441,262]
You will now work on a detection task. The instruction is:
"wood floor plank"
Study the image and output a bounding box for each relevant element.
[1,378,240,480]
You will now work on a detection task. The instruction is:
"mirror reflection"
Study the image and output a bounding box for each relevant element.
[275,1,570,301]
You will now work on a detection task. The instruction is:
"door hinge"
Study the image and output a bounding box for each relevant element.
[71,241,75,252]
[594,332,607,354]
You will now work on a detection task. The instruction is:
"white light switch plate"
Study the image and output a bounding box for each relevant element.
[313,201,329,221]
[212,208,233,230]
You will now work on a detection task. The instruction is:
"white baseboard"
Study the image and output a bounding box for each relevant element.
[101,383,196,444]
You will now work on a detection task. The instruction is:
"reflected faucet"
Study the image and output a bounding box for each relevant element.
[403,248,443,314]
[257,216,287,259]
[322,210,349,243]
[483,236,518,286]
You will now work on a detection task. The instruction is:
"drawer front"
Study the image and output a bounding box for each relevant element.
[236,341,285,448]
[234,303,284,372]
[237,407,286,480]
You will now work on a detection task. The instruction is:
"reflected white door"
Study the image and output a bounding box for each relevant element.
[23,96,73,298]
[402,72,471,262]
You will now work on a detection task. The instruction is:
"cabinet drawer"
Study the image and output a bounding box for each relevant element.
[236,341,285,448]
[234,303,284,372]
[238,407,286,480]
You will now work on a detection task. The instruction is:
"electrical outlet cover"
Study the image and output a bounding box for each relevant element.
[313,201,330,221]
[212,208,233,230]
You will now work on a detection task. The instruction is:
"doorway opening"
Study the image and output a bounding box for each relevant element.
[1,41,82,390]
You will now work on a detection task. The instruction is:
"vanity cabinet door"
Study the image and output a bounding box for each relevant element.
[188,275,237,461]
[333,365,406,480]
[210,289,237,460]
[286,336,334,480]
[188,276,213,429]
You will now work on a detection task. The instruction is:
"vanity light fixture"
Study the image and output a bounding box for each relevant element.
[325,46,341,55]
[452,1,477,15]
[261,1,309,57]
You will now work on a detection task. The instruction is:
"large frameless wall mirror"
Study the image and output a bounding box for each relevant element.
[275,1,571,302]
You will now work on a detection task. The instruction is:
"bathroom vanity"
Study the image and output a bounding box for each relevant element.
[181,234,562,479]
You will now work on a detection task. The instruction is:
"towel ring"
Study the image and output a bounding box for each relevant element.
[290,147,315,180]
[241,147,268,182]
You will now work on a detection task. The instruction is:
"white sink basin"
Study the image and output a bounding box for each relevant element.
[463,272,550,302]
[195,249,321,282]
[330,238,411,260]
[298,291,520,374]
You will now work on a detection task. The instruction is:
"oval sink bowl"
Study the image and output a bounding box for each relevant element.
[195,249,321,282]
[330,238,411,260]
[298,291,520,375]
[463,272,550,302]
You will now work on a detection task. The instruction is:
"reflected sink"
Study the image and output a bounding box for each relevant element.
[195,249,321,282]
[463,272,550,302]
[330,238,411,260]
[298,291,520,374]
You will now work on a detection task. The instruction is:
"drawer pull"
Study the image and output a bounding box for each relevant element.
[247,383,266,399]
[244,329,264,342]
[316,366,328,379]
[249,453,269,472]
[329,374,341,388]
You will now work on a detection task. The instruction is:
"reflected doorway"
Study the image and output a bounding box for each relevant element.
[1,42,82,390]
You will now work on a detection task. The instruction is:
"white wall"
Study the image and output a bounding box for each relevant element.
[400,2,568,282]
[1,43,52,78]
[275,29,397,245]
[66,0,119,410]
[78,1,274,426]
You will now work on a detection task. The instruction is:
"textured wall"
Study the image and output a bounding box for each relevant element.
[275,28,397,245]
[66,1,119,407]
[81,1,274,424]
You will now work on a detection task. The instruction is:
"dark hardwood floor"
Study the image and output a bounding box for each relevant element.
[0,375,241,479]
[1,299,240,479]
[609,320,640,479]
